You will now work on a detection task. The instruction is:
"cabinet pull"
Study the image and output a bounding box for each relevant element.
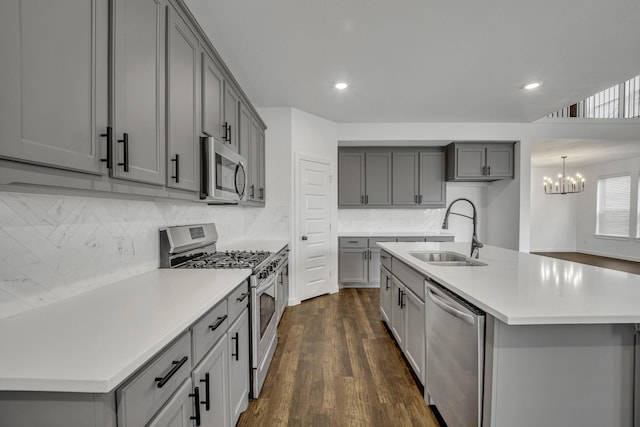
[223,122,229,142]
[250,184,255,198]
[482,165,486,176]
[414,195,418,204]
[228,125,232,143]
[236,292,249,302]
[209,314,227,331]
[347,240,359,244]
[487,165,491,176]
[400,289,405,309]
[200,139,210,199]
[259,187,264,200]
[418,194,423,204]
[385,275,390,290]
[189,386,202,426]
[365,195,369,204]
[360,195,364,204]
[100,126,113,170]
[117,133,129,172]
[398,287,402,306]
[231,332,239,361]
[171,154,179,183]
[154,355,188,388]
[200,373,211,411]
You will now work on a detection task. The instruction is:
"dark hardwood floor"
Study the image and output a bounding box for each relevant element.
[237,289,439,427]
[532,252,640,275]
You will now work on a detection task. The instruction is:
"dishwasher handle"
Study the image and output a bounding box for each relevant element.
[426,285,475,325]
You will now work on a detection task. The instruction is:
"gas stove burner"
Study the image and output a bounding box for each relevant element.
[182,250,271,269]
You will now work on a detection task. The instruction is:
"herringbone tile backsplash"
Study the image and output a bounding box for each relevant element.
[0,192,289,319]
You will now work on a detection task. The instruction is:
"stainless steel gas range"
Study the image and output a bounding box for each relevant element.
[159,223,288,398]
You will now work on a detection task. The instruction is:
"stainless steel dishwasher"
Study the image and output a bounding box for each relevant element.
[425,279,485,427]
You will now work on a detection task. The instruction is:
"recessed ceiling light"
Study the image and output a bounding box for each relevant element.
[524,81,542,90]
[335,82,348,90]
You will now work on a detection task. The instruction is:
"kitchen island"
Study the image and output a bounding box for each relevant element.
[379,241,638,427]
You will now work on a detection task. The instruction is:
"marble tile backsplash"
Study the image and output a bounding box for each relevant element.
[0,192,289,320]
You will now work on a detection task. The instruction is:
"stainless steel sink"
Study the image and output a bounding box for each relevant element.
[409,251,487,267]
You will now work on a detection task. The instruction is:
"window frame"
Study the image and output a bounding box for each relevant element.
[594,173,632,239]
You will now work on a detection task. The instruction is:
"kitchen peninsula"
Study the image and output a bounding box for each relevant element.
[380,241,638,427]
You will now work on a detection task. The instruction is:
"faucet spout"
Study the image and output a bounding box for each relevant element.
[442,198,483,258]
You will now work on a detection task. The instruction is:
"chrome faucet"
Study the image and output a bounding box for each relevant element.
[441,198,484,259]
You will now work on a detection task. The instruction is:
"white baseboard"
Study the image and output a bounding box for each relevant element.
[339,283,379,289]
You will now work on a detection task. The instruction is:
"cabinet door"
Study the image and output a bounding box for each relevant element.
[380,267,393,324]
[0,0,108,174]
[112,0,166,185]
[455,145,486,179]
[338,249,368,284]
[238,103,252,164]
[418,151,446,207]
[365,152,392,206]
[257,129,266,202]
[390,279,405,347]
[228,309,249,425]
[166,3,199,192]
[392,152,419,206]
[223,83,240,152]
[192,336,229,427]
[147,379,195,427]
[247,118,260,200]
[338,152,365,206]
[486,144,514,178]
[201,50,224,140]
[368,248,381,283]
[404,287,425,385]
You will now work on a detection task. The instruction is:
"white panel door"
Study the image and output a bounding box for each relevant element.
[297,158,333,301]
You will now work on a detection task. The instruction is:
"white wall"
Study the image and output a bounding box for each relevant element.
[575,156,640,261]
[530,167,578,251]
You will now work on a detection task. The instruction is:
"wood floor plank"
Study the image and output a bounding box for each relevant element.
[533,251,640,275]
[237,289,440,427]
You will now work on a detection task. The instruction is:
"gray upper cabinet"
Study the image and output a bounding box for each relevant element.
[446,142,514,181]
[338,151,366,206]
[240,104,265,204]
[0,0,109,174]
[249,116,260,201]
[419,151,446,207]
[365,152,392,206]
[166,3,199,192]
[201,50,225,141]
[392,152,419,206]
[111,0,166,185]
[257,129,266,202]
[223,84,240,152]
[340,148,446,208]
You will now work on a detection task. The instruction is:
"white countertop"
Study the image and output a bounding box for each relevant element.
[379,242,640,325]
[219,239,289,253]
[0,269,251,393]
[338,231,455,238]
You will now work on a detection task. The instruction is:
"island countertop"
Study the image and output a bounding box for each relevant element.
[378,242,640,325]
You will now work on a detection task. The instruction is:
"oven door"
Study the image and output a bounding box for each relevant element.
[253,274,278,362]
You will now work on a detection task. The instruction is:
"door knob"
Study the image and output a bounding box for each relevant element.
[301,236,308,241]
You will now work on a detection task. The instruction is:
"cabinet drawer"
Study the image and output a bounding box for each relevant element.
[117,331,191,427]
[192,300,228,366]
[228,281,250,323]
[425,235,454,242]
[396,237,425,242]
[392,260,424,300]
[339,237,368,248]
[380,250,392,271]
[368,237,396,247]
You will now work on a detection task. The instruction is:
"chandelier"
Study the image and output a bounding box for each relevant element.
[543,156,584,195]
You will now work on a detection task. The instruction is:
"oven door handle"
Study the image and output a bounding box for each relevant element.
[256,274,277,293]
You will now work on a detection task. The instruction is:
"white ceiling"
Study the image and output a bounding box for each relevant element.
[531,140,640,167]
[183,0,640,123]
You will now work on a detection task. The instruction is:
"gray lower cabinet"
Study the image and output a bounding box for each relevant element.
[446,142,514,181]
[111,0,166,185]
[368,248,381,283]
[380,266,393,323]
[201,50,225,141]
[146,379,194,427]
[338,249,368,284]
[228,309,250,425]
[192,329,229,427]
[0,0,109,175]
[166,2,199,192]
[382,256,426,385]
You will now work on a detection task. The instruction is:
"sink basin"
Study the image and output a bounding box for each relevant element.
[409,251,487,267]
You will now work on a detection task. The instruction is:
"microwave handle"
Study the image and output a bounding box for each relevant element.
[200,138,209,199]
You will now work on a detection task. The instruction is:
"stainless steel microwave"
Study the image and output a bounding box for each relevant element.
[200,137,247,204]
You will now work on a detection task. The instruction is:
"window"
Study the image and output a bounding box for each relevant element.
[596,175,631,236]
